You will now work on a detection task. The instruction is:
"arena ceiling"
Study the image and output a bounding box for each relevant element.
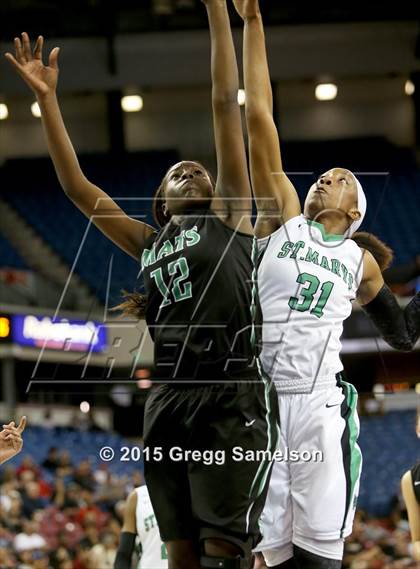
[0,0,419,41]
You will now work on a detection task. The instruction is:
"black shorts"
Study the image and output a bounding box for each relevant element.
[143,378,279,549]
[411,463,420,504]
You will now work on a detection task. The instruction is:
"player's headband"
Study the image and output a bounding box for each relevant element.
[349,173,367,236]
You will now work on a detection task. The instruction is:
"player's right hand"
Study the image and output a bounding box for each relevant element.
[4,33,60,97]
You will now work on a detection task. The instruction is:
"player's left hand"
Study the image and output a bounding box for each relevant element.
[232,0,260,20]
[0,416,26,465]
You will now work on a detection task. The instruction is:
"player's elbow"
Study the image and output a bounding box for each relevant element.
[212,89,238,108]
[245,104,273,130]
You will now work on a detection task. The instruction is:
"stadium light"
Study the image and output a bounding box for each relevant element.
[315,83,338,101]
[373,383,385,401]
[121,95,144,112]
[237,89,246,106]
[80,401,90,413]
[405,80,415,96]
[31,101,41,118]
[0,103,9,120]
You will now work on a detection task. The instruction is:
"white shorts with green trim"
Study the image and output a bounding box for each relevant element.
[255,373,362,552]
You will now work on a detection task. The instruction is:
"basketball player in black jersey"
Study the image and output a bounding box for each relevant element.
[6,3,279,568]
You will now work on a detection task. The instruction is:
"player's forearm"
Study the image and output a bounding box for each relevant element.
[244,13,274,119]
[37,92,88,197]
[384,258,420,285]
[205,0,239,105]
[114,532,135,569]
[362,286,420,351]
[0,446,16,465]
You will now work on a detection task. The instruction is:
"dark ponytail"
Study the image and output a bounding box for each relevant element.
[110,290,148,319]
[352,232,394,272]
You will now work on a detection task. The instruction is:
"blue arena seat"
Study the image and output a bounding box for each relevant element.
[0,233,28,270]
[1,150,179,305]
[357,410,419,515]
[11,425,143,477]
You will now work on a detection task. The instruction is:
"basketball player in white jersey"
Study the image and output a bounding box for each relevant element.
[114,484,168,569]
[232,1,420,568]
[401,413,420,562]
[0,417,26,465]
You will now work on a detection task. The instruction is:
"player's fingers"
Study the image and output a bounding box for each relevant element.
[2,421,14,429]
[17,416,27,433]
[48,47,60,70]
[4,53,32,84]
[33,36,43,61]
[14,37,26,64]
[4,52,22,70]
[2,427,19,437]
[4,432,20,441]
[21,32,32,61]
[4,433,21,448]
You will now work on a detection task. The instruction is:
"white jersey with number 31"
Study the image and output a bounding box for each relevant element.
[258,215,364,392]
[136,485,168,569]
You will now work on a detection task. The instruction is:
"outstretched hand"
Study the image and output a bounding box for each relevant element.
[232,0,260,20]
[0,416,26,465]
[4,33,59,97]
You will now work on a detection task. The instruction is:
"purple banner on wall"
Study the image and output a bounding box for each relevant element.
[12,314,108,353]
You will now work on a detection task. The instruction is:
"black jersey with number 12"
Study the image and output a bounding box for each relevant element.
[140,209,262,383]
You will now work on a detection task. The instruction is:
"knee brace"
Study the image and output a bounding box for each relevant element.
[200,554,252,569]
[293,545,341,569]
[200,528,254,569]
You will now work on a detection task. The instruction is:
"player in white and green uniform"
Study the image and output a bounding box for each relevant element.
[114,484,168,569]
[233,1,420,568]
[256,211,365,567]
[135,485,168,569]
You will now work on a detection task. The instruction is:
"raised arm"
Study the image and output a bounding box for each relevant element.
[401,470,420,561]
[203,0,253,235]
[358,251,420,351]
[5,34,155,260]
[0,416,26,465]
[233,0,301,238]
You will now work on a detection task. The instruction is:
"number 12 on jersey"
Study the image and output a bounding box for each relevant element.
[150,256,192,308]
[288,272,334,318]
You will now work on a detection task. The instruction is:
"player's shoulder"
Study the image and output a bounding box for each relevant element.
[257,214,304,245]
[411,463,420,490]
[135,484,150,501]
[402,464,420,505]
[126,487,139,508]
